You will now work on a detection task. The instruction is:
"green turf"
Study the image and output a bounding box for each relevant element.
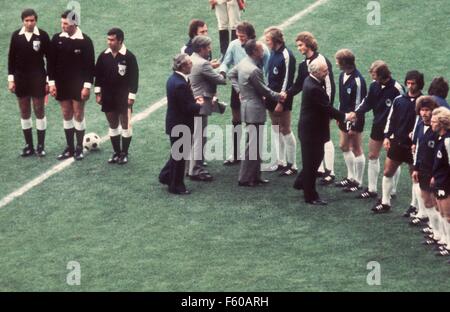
[0,0,449,291]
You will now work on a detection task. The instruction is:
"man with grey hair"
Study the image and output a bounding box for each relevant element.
[293,58,354,205]
[159,53,204,195]
[229,39,285,186]
[188,35,227,181]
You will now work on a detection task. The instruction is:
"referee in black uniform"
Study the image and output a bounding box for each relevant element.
[48,10,95,161]
[94,28,139,165]
[8,9,50,157]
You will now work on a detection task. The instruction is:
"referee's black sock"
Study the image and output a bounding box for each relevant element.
[36,117,47,149]
[122,128,132,155]
[64,128,75,151]
[110,135,121,154]
[23,129,33,148]
[74,119,86,149]
[21,118,33,148]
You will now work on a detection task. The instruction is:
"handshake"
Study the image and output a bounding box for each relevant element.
[273,91,288,113]
[345,111,358,123]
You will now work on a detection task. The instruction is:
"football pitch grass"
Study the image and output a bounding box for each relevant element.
[0,0,449,291]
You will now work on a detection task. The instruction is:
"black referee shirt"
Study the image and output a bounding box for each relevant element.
[47,28,95,88]
[94,45,139,102]
[8,27,50,80]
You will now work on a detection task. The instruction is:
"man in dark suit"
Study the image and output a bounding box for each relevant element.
[292,58,354,205]
[159,53,203,195]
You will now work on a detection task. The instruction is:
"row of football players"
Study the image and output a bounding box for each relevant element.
[8,9,139,164]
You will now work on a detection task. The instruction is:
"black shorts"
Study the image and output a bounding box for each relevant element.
[55,78,84,102]
[418,171,433,192]
[387,139,413,164]
[230,87,241,110]
[265,96,293,112]
[101,92,130,114]
[370,123,386,141]
[14,72,46,98]
[435,186,450,199]
[338,114,365,133]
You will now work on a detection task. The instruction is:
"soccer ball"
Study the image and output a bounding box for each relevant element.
[83,132,101,151]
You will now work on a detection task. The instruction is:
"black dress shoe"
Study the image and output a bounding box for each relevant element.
[190,173,213,182]
[169,189,191,195]
[255,178,269,185]
[306,199,328,206]
[238,181,256,187]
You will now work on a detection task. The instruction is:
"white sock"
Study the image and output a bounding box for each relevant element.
[391,166,401,195]
[413,183,426,218]
[63,119,74,129]
[438,215,447,244]
[284,132,297,169]
[343,151,356,180]
[354,154,366,186]
[324,140,335,175]
[431,209,441,240]
[446,221,450,248]
[410,183,417,207]
[442,220,449,246]
[382,176,393,205]
[73,118,86,131]
[279,133,286,166]
[368,158,380,193]
[35,117,47,131]
[271,126,280,165]
[318,161,325,173]
[21,118,33,130]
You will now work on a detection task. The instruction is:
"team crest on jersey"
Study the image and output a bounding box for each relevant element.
[428,141,435,148]
[385,99,392,107]
[32,40,41,52]
[437,150,442,159]
[438,190,446,197]
[118,64,127,76]
[273,67,279,75]
[74,49,81,54]
[347,87,352,94]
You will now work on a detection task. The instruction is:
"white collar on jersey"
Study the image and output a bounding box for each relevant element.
[19,26,40,36]
[19,26,40,41]
[59,27,84,40]
[104,44,127,55]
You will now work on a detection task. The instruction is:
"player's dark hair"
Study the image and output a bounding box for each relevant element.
[244,39,258,56]
[21,9,38,21]
[188,19,206,39]
[236,21,256,40]
[428,76,449,99]
[61,9,79,25]
[405,70,424,90]
[296,31,318,52]
[335,49,356,71]
[415,95,438,115]
[373,63,391,81]
[107,28,125,43]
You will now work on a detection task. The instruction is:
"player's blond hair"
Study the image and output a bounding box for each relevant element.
[432,107,450,130]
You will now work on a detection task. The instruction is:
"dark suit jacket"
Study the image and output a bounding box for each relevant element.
[165,72,201,135]
[298,75,345,144]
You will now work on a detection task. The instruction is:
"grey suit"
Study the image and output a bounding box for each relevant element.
[188,52,227,176]
[229,56,281,183]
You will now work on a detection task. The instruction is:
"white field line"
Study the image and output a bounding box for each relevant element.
[0,0,328,209]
